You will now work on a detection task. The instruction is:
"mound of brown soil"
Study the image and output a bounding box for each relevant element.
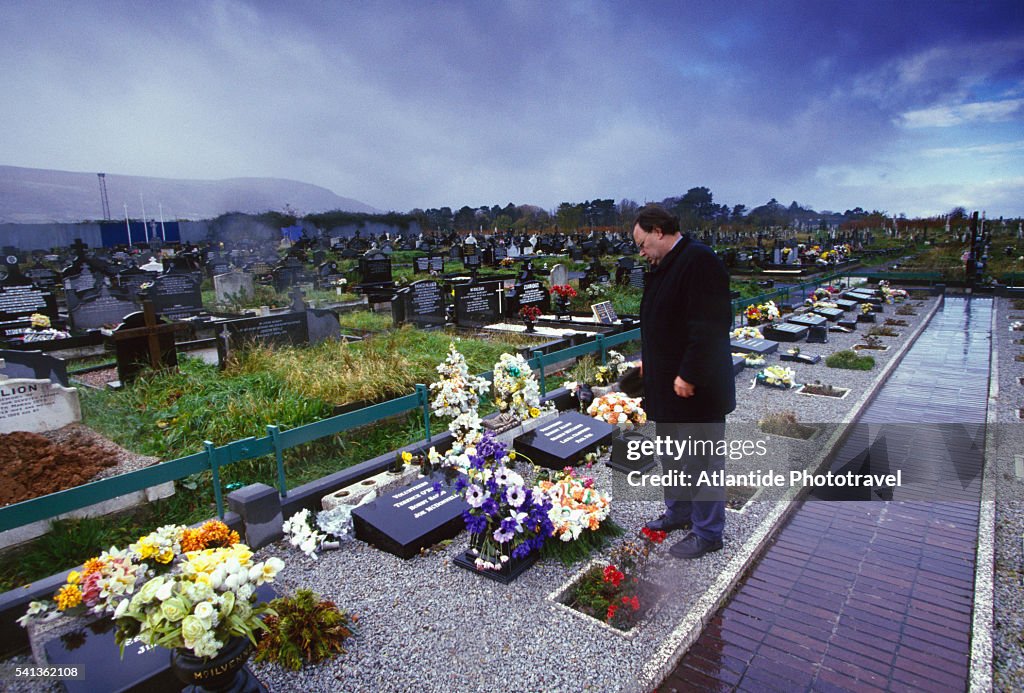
[0,425,157,507]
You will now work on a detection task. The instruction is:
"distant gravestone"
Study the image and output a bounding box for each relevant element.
[812,307,844,322]
[359,251,393,285]
[513,411,616,470]
[114,266,152,300]
[215,313,310,366]
[24,262,59,289]
[351,471,468,559]
[68,284,137,331]
[392,280,446,327]
[549,263,569,287]
[763,322,809,342]
[0,377,81,434]
[786,314,827,329]
[509,277,550,317]
[834,299,858,311]
[214,271,255,305]
[730,337,779,355]
[143,272,203,320]
[454,280,503,327]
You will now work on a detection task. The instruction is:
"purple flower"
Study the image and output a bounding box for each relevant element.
[431,481,444,495]
[454,476,468,493]
[481,498,500,517]
[465,484,485,508]
[512,543,532,560]
[493,527,514,543]
[469,453,486,471]
[463,511,488,534]
[506,485,526,508]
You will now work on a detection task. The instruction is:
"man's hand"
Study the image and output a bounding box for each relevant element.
[674,376,695,398]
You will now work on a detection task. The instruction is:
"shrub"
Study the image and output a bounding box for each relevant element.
[256,589,357,670]
[826,350,875,370]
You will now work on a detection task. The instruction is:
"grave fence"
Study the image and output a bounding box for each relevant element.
[730,270,850,327]
[0,328,639,534]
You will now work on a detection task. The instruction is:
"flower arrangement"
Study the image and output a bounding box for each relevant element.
[282,509,331,560]
[730,326,764,340]
[551,284,577,299]
[585,284,608,299]
[535,469,612,543]
[430,342,489,419]
[457,434,554,570]
[757,365,797,389]
[860,303,873,315]
[744,301,779,324]
[812,287,835,301]
[733,352,765,368]
[566,527,666,630]
[587,392,647,431]
[519,304,542,322]
[19,521,283,659]
[492,352,553,422]
[30,313,51,329]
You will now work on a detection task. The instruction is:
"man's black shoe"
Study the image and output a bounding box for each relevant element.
[668,532,723,559]
[644,515,692,533]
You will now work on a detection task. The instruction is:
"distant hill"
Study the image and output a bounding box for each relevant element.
[0,165,380,223]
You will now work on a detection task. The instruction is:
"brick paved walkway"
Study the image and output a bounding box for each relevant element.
[661,296,991,692]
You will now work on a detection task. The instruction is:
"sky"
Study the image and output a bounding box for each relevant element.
[2,0,1023,218]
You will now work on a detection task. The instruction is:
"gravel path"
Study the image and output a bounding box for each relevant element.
[989,296,1024,691]
[246,292,944,692]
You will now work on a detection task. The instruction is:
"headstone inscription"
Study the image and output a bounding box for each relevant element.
[729,337,779,355]
[351,471,468,559]
[513,410,617,470]
[453,280,503,327]
[0,377,81,434]
[392,280,446,327]
[67,284,137,331]
[215,312,310,367]
[0,275,59,340]
[812,307,845,322]
[833,299,858,311]
[143,272,203,320]
[508,278,550,317]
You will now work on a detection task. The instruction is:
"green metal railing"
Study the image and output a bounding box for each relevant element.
[0,330,641,534]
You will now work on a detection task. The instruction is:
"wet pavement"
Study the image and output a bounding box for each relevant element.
[660,296,992,692]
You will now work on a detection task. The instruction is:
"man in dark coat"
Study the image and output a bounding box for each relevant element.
[634,205,736,559]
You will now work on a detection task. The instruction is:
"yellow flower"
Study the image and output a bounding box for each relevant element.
[528,407,540,418]
[401,451,413,463]
[55,584,82,611]
[508,451,516,461]
[66,571,82,585]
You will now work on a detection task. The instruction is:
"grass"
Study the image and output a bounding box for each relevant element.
[758,411,817,439]
[336,309,394,332]
[826,350,875,370]
[867,326,899,337]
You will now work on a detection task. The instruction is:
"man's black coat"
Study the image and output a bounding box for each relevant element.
[639,235,736,422]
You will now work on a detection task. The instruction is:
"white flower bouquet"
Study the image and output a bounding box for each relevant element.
[757,365,797,389]
[587,392,647,431]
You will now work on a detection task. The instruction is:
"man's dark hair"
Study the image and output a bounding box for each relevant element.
[633,205,680,236]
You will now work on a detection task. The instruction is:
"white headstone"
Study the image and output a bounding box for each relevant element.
[508,244,521,258]
[214,271,255,304]
[549,263,569,286]
[140,257,163,273]
[0,378,81,434]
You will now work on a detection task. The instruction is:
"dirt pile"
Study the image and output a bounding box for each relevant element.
[0,429,119,506]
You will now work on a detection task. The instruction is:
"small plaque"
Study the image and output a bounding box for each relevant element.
[591,301,618,324]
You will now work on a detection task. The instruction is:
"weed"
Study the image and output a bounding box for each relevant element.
[826,350,875,370]
[757,411,817,439]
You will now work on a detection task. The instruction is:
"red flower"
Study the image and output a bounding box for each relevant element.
[606,604,618,621]
[630,595,640,611]
[551,284,577,298]
[641,527,667,544]
[603,565,624,587]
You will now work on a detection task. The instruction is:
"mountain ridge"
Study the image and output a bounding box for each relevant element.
[0,165,381,223]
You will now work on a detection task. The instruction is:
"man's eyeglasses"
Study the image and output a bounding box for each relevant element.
[636,230,654,250]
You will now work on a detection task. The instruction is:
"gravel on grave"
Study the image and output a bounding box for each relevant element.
[248,295,941,693]
[989,296,1024,691]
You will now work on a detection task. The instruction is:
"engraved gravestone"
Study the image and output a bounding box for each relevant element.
[786,313,828,329]
[392,280,446,327]
[68,284,137,331]
[0,377,81,434]
[0,349,69,386]
[508,278,550,317]
[351,471,468,559]
[763,322,809,342]
[214,271,255,305]
[453,280,502,327]
[215,312,310,366]
[143,271,203,320]
[729,337,779,355]
[513,411,617,470]
[0,275,59,340]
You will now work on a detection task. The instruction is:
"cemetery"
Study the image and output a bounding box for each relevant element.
[0,211,1019,692]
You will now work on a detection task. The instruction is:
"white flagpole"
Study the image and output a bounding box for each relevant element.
[140,193,148,242]
[159,204,167,241]
[124,203,133,246]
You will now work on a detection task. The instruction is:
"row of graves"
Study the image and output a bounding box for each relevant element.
[727,283,907,379]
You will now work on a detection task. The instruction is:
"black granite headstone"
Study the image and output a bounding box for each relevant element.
[812,307,845,322]
[393,280,446,327]
[351,471,468,559]
[780,351,821,364]
[786,314,827,329]
[0,349,69,386]
[68,284,137,331]
[215,312,310,366]
[729,337,779,355]
[763,322,809,342]
[509,278,550,316]
[834,299,858,311]
[513,411,617,470]
[732,354,746,377]
[144,272,203,320]
[453,281,502,327]
[806,324,829,343]
[0,282,59,339]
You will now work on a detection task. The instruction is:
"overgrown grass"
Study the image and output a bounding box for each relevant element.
[825,350,875,370]
[336,309,394,332]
